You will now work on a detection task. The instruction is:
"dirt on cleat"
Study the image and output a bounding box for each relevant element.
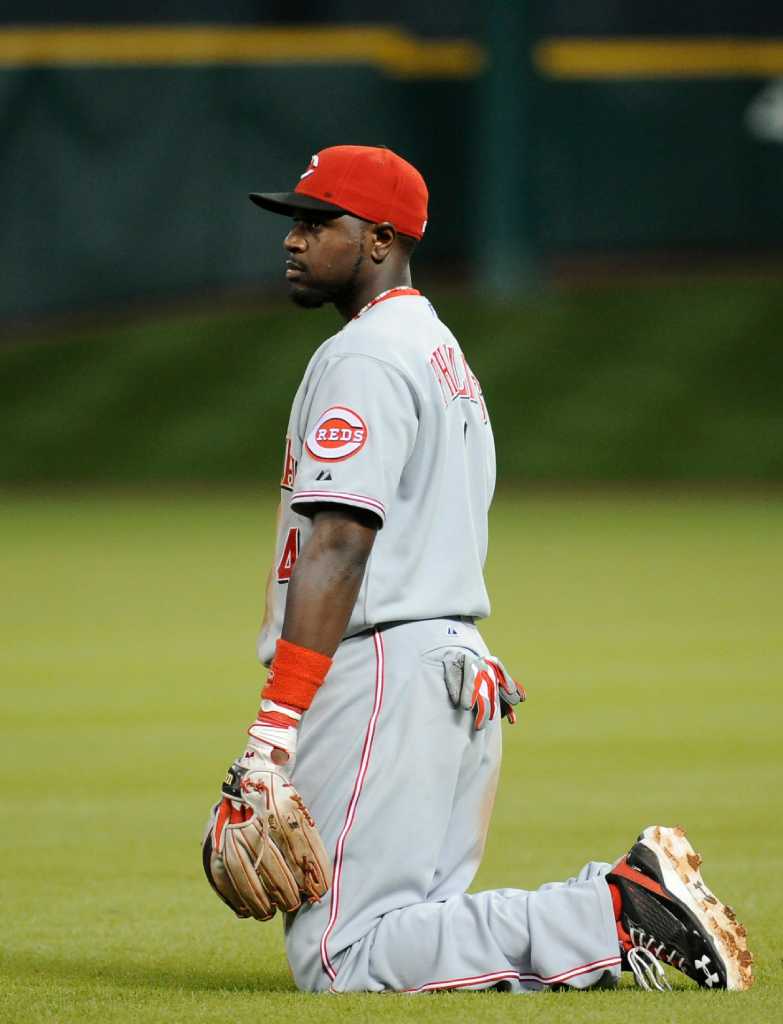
[643,825,754,991]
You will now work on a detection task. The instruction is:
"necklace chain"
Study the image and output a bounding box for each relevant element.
[353,286,420,319]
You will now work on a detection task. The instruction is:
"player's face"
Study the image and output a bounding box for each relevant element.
[283,213,368,309]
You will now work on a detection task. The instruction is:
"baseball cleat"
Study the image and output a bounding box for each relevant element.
[607,825,753,991]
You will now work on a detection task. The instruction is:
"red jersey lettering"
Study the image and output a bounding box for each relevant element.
[429,344,487,422]
[276,527,300,582]
[280,436,298,490]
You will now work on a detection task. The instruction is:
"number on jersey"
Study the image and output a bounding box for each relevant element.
[276,527,300,582]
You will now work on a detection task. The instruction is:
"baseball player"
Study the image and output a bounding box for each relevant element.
[202,145,753,994]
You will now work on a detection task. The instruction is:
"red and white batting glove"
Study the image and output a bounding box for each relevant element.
[444,652,526,730]
[243,699,302,769]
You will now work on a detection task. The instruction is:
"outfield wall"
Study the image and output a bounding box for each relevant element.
[3,3,783,318]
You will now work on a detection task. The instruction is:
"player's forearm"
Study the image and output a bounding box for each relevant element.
[281,508,377,657]
[281,554,364,656]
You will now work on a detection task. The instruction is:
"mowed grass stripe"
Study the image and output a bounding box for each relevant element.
[1,490,780,1022]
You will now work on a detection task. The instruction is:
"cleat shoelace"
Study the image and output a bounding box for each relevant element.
[628,948,671,991]
[627,927,682,991]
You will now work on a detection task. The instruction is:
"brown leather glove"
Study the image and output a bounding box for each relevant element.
[202,761,331,921]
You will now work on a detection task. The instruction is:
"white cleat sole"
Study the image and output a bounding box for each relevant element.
[639,825,754,991]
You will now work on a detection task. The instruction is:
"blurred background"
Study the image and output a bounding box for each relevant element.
[1,1,782,483]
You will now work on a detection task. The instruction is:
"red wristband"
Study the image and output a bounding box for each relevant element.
[261,638,332,712]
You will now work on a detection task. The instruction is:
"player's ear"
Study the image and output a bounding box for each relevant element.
[369,222,396,264]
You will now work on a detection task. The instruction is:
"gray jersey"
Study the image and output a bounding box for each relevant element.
[258,291,496,665]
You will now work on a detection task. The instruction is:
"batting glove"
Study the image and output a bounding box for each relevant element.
[242,698,301,770]
[444,652,526,730]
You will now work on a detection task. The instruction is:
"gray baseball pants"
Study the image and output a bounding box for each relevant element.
[285,617,621,992]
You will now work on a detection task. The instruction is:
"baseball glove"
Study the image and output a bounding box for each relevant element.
[202,761,332,921]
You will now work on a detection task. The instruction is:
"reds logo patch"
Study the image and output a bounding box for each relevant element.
[305,406,367,462]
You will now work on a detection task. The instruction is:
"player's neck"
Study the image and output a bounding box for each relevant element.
[335,266,413,322]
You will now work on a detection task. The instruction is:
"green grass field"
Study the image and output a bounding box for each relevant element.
[2,489,781,1023]
[3,277,783,484]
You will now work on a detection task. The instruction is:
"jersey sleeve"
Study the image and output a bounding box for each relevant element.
[291,355,418,527]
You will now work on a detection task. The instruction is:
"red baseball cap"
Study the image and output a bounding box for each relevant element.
[249,145,429,240]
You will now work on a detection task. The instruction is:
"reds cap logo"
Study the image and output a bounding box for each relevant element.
[299,153,319,180]
[305,406,367,462]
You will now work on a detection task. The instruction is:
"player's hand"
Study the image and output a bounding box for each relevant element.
[201,699,332,921]
[243,697,301,769]
[444,652,526,730]
[202,760,332,921]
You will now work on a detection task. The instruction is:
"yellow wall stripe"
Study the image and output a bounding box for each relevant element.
[0,25,485,78]
[534,37,783,79]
